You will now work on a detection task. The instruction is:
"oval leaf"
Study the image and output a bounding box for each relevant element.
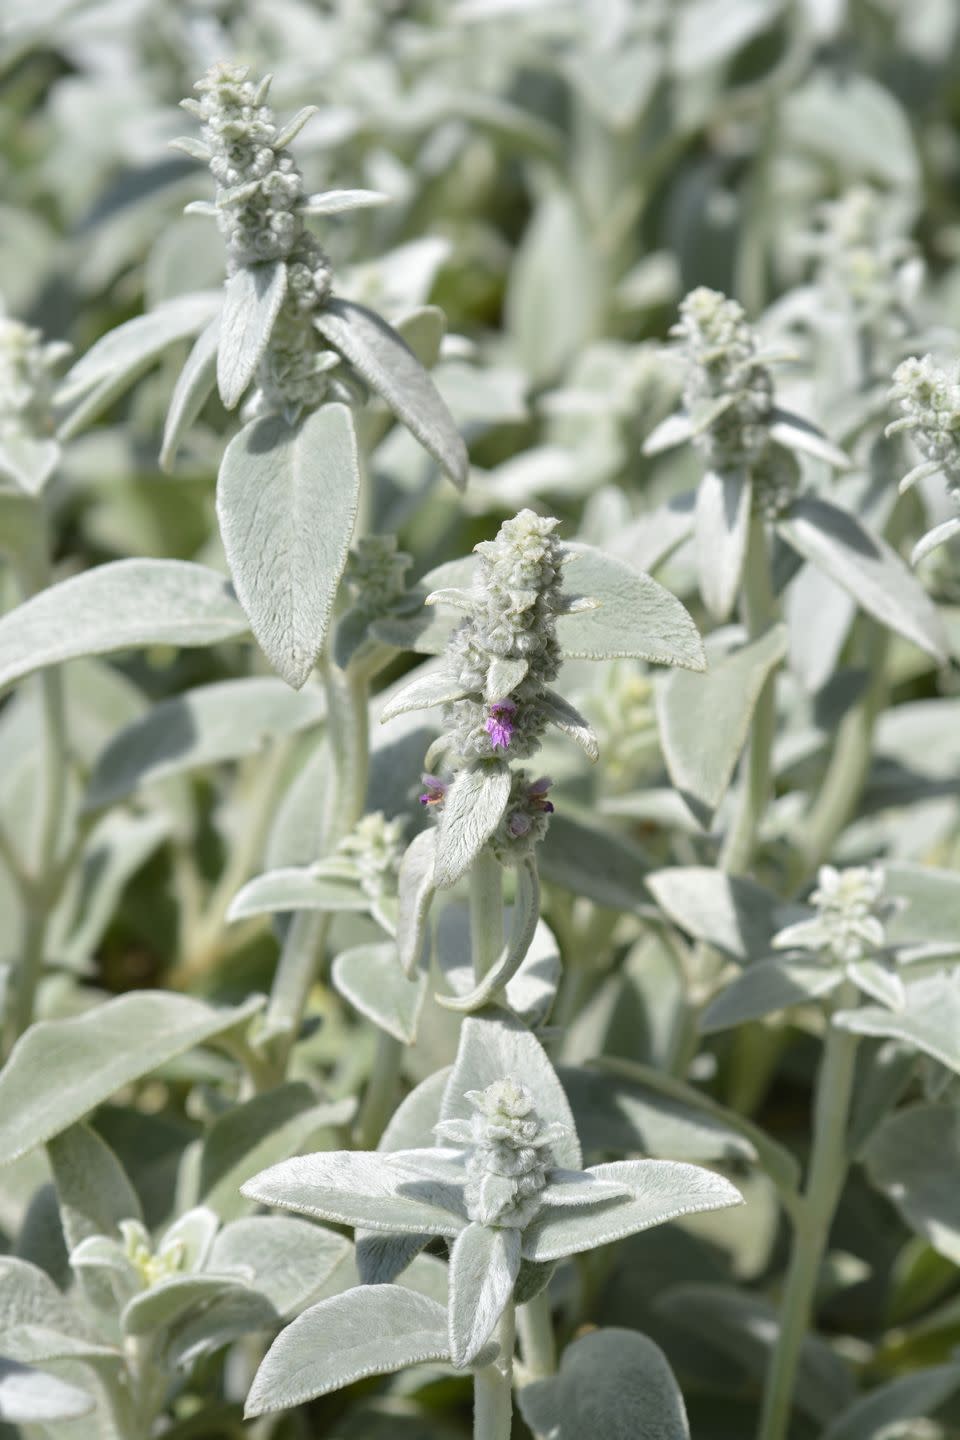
[217,262,287,410]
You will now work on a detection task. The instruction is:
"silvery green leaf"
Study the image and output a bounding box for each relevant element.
[485,655,529,703]
[656,624,787,823]
[161,1206,220,1272]
[245,1286,451,1416]
[912,517,960,566]
[517,1327,690,1440]
[448,1222,521,1366]
[609,493,696,575]
[0,559,247,695]
[699,957,842,1033]
[441,1012,581,1170]
[695,469,752,622]
[539,812,649,914]
[505,190,598,386]
[379,667,468,722]
[86,677,324,810]
[301,188,391,215]
[540,689,599,761]
[671,0,784,73]
[437,857,540,1013]
[425,586,475,612]
[433,763,511,889]
[160,314,220,470]
[47,1124,141,1253]
[0,433,59,495]
[272,105,319,148]
[521,1159,741,1262]
[228,866,367,921]
[0,993,262,1163]
[240,1151,465,1236]
[847,960,906,1011]
[834,974,960,1073]
[821,1364,960,1440]
[49,811,171,967]
[885,863,960,955]
[332,942,426,1043]
[642,412,695,456]
[0,1257,80,1335]
[397,829,438,978]
[558,544,704,670]
[167,1288,281,1370]
[58,290,221,404]
[354,1230,429,1287]
[863,1105,960,1265]
[542,1170,633,1208]
[768,408,851,470]
[122,1275,253,1337]
[647,867,790,962]
[210,1216,351,1316]
[198,1082,355,1221]
[777,497,949,663]
[782,71,917,188]
[315,298,468,488]
[217,403,360,689]
[0,1358,93,1423]
[217,261,287,410]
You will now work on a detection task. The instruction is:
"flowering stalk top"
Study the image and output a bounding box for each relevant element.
[774,864,888,965]
[0,316,68,445]
[886,354,960,562]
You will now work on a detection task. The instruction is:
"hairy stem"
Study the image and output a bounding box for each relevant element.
[474,1303,515,1440]
[354,1029,403,1148]
[516,1288,556,1381]
[757,988,859,1440]
[470,848,504,983]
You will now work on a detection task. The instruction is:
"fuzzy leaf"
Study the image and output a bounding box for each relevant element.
[863,1105,960,1264]
[642,412,695,456]
[379,667,468,722]
[315,298,468,487]
[210,1216,351,1316]
[123,1275,254,1337]
[0,560,247,695]
[433,764,512,889]
[539,812,650,913]
[397,829,438,977]
[240,1151,465,1236]
[485,655,529,703]
[768,408,850,470]
[0,993,262,1163]
[647,867,789,962]
[778,496,948,662]
[301,188,391,215]
[913,517,960,565]
[333,942,426,1043]
[217,261,287,410]
[160,314,220,469]
[700,957,842,1033]
[58,290,221,403]
[695,469,752,621]
[656,625,787,823]
[821,1363,960,1440]
[558,545,704,669]
[437,858,540,1013]
[47,1124,142,1252]
[521,1159,741,1261]
[448,1222,521,1366]
[540,689,599,761]
[834,973,960,1073]
[217,403,360,689]
[228,866,366,921]
[0,434,59,495]
[0,1258,81,1335]
[435,903,561,1028]
[0,1359,94,1423]
[245,1286,452,1415]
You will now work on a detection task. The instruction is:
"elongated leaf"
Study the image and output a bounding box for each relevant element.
[434,763,511,889]
[436,903,561,1028]
[518,1327,690,1440]
[642,412,695,456]
[160,314,220,469]
[863,1105,960,1264]
[834,973,960,1073]
[540,689,599,760]
[210,1216,351,1316]
[769,408,850,470]
[695,470,752,621]
[0,993,262,1163]
[657,624,787,823]
[0,433,59,495]
[0,1358,94,1423]
[301,188,391,215]
[397,829,438,978]
[240,1151,465,1236]
[218,261,287,409]
[123,1275,254,1336]
[228,866,366,921]
[217,403,360,688]
[437,858,540,1013]
[647,867,790,962]
[380,668,468,723]
[559,545,704,669]
[315,298,468,488]
[245,1286,451,1415]
[778,497,948,662]
[913,517,960,565]
[332,942,426,1043]
[521,1159,741,1261]
[0,560,248,695]
[47,1124,142,1252]
[700,957,842,1033]
[58,290,221,402]
[0,1258,80,1335]
[448,1222,521,1366]
[821,1363,960,1440]
[540,812,650,913]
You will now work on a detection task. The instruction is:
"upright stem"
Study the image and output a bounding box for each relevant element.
[516,1289,556,1381]
[757,988,859,1440]
[719,509,779,875]
[469,848,504,983]
[474,1303,515,1440]
[260,659,370,1083]
[354,1029,403,1148]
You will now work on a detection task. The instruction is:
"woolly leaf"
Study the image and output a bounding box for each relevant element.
[647,867,790,962]
[540,689,599,761]
[700,957,842,1033]
[160,314,220,468]
[0,1359,94,1423]
[437,858,540,1013]
[58,290,221,403]
[210,1216,351,1317]
[863,1105,960,1265]
[448,1222,521,1366]
[379,667,468,722]
[332,942,427,1043]
[228,867,367,921]
[433,764,511,889]
[695,469,752,622]
[47,1124,142,1252]
[834,973,960,1073]
[217,261,287,409]
[397,829,438,978]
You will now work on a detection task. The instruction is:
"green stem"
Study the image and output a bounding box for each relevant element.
[469,848,504,983]
[516,1288,556,1382]
[757,989,860,1440]
[719,509,779,876]
[260,660,370,1083]
[474,1303,515,1440]
[354,1029,403,1148]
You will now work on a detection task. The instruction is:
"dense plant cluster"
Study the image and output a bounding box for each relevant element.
[2,4,960,1440]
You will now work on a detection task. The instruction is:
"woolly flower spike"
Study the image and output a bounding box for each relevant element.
[436,1079,565,1228]
[0,313,69,494]
[811,187,920,330]
[774,864,888,965]
[887,355,960,562]
[671,286,775,474]
[490,771,554,866]
[337,812,406,902]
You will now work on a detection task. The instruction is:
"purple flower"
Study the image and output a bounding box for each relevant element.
[528,776,554,813]
[419,773,448,807]
[485,698,517,750]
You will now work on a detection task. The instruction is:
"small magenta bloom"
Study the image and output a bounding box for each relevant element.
[485,698,517,750]
[418,774,448,807]
[528,776,554,812]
